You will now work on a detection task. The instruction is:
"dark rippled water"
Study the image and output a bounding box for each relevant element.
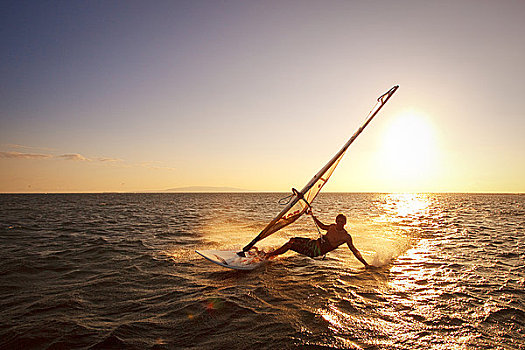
[0,193,524,349]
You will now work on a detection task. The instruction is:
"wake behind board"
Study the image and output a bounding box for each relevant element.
[195,249,267,270]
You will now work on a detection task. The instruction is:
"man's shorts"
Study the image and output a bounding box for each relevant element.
[290,237,322,258]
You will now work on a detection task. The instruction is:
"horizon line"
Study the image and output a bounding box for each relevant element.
[1,191,523,195]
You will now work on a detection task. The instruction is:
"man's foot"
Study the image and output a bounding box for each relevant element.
[262,251,275,260]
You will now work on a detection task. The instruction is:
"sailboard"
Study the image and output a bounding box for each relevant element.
[195,249,267,270]
[196,85,399,269]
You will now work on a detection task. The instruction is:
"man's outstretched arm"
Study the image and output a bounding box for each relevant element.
[347,237,370,267]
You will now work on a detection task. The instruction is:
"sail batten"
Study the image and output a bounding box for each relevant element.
[241,86,399,253]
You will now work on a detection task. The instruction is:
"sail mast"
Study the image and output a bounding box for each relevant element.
[241,85,399,253]
[296,85,399,199]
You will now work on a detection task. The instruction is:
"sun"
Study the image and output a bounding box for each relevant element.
[377,110,440,189]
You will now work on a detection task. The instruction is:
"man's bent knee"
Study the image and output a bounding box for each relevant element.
[287,238,299,246]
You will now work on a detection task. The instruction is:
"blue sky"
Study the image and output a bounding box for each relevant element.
[1,1,524,192]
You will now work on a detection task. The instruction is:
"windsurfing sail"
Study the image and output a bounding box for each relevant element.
[240,85,399,254]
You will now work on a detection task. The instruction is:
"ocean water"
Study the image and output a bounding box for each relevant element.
[0,193,524,349]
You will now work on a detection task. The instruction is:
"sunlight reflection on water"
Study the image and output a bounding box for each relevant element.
[376,193,434,223]
[308,193,519,349]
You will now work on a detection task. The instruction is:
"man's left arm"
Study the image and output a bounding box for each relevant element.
[346,236,370,267]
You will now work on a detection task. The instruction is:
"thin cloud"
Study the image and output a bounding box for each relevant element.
[56,154,91,161]
[97,157,123,162]
[3,144,56,152]
[1,149,175,171]
[0,151,52,159]
[1,151,92,161]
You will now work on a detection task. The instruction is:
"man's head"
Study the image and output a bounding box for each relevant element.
[336,214,346,228]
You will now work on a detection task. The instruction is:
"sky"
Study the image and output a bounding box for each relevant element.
[1,0,524,193]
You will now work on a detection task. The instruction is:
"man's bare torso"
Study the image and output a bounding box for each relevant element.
[323,224,350,249]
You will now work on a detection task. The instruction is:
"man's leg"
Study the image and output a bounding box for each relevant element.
[265,238,297,258]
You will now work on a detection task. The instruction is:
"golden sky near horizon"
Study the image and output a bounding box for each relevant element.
[1,1,524,193]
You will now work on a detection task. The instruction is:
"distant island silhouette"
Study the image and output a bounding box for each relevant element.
[160,186,250,193]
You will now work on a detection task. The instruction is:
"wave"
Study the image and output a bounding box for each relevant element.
[1,193,524,349]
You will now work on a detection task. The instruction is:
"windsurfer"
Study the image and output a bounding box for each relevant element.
[265,211,370,267]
